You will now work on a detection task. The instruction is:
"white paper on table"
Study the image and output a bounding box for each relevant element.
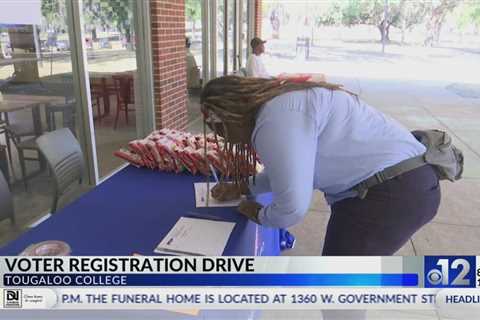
[194,182,245,207]
[154,217,235,256]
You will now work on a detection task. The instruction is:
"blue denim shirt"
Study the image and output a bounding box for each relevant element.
[249,88,426,228]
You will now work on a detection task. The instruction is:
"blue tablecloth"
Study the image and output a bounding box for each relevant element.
[0,166,280,256]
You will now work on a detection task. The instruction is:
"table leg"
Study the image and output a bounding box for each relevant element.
[1,112,15,176]
[0,145,10,183]
[32,106,46,171]
[32,105,43,137]
[102,77,110,116]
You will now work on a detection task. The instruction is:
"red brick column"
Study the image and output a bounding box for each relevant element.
[254,0,262,37]
[150,0,188,130]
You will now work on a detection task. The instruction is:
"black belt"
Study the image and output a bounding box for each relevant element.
[351,155,427,199]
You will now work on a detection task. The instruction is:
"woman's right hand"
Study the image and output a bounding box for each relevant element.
[211,182,241,201]
[237,200,262,224]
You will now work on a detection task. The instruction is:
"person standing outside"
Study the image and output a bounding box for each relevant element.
[186,37,201,89]
[246,37,270,78]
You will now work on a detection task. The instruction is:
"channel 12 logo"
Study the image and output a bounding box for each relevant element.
[424,256,475,288]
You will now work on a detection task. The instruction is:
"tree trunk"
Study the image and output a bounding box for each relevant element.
[385,23,391,42]
[424,0,458,46]
[125,26,131,44]
[433,25,441,45]
[382,0,389,53]
[399,0,407,45]
[378,23,386,43]
[92,28,98,41]
[192,20,196,40]
[378,21,390,43]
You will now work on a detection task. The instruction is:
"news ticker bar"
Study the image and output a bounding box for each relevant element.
[1,256,480,288]
[1,287,480,315]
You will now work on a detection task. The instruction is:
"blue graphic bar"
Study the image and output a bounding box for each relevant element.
[3,273,418,287]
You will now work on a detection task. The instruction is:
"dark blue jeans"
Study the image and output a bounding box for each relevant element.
[322,164,441,256]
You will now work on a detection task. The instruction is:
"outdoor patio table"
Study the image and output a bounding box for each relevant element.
[0,94,66,134]
[0,165,280,256]
[0,94,65,112]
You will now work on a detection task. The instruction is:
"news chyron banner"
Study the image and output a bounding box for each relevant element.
[0,256,479,317]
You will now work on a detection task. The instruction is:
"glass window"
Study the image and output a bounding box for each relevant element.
[0,0,85,237]
[82,0,139,178]
[216,1,225,77]
[241,0,248,68]
[228,0,235,72]
[185,0,203,134]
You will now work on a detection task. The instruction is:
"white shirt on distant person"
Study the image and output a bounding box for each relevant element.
[186,48,201,88]
[246,54,270,78]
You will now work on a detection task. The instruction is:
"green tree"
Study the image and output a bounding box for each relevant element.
[40,0,134,48]
[103,0,133,45]
[454,1,480,33]
[338,0,430,44]
[340,0,400,43]
[83,0,133,46]
[424,0,461,46]
[186,0,201,39]
[84,0,104,41]
[340,0,370,26]
[41,0,66,33]
[395,0,429,44]
[314,1,343,26]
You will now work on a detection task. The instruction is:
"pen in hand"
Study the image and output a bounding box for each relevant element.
[210,164,219,183]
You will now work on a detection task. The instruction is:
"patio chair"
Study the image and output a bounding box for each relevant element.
[6,113,46,191]
[0,119,13,171]
[89,75,116,117]
[3,104,39,142]
[45,101,76,133]
[36,128,84,213]
[0,170,15,225]
[4,100,44,132]
[112,74,135,129]
[89,82,105,122]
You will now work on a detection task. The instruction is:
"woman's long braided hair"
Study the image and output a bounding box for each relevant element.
[201,75,351,186]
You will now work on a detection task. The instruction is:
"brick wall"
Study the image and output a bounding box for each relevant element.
[254,0,262,37]
[150,0,188,130]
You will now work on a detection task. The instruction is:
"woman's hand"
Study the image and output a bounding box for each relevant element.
[237,200,263,224]
[238,181,251,196]
[211,182,241,201]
